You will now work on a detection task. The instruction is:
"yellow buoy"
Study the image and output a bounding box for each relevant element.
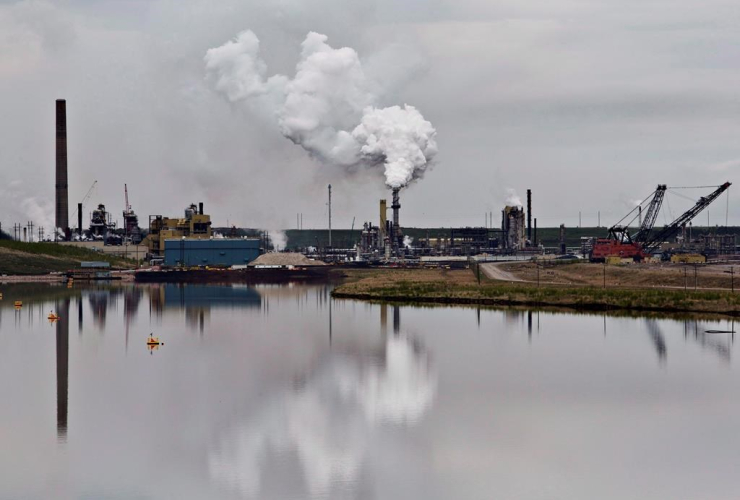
[147,334,163,346]
[48,312,60,320]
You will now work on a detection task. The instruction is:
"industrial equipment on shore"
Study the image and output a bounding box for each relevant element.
[89,204,120,244]
[143,202,212,257]
[122,184,142,244]
[591,182,731,261]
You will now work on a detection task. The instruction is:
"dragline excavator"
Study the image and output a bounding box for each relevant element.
[590,181,731,261]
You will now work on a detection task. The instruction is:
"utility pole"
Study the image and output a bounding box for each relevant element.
[579,211,582,228]
[328,184,332,249]
[603,261,606,289]
[684,266,687,291]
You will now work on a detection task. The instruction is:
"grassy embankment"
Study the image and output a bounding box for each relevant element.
[0,239,133,275]
[332,267,740,315]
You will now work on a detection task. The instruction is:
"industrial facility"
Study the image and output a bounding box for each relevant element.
[4,98,737,271]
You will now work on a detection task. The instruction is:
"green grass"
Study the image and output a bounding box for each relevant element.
[333,270,740,315]
[0,240,133,275]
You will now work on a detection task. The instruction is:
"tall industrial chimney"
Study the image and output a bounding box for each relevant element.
[391,188,401,252]
[199,202,204,215]
[379,199,387,239]
[55,99,69,235]
[526,189,532,243]
[328,185,332,248]
[77,203,82,236]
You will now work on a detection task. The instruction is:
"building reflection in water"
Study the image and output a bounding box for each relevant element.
[149,284,262,333]
[208,302,436,498]
[88,290,109,329]
[55,298,70,443]
[123,287,143,351]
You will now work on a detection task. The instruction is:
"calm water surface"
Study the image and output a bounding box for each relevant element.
[0,282,738,500]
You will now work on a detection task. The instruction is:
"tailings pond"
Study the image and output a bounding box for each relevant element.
[0,282,738,499]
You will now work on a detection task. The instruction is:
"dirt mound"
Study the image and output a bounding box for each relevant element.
[248,252,327,267]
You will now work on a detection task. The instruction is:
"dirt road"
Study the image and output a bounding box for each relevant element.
[480,262,526,282]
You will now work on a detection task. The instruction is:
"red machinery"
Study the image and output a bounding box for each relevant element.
[591,182,731,261]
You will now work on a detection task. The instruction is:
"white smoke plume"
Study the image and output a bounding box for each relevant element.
[268,229,287,251]
[205,31,437,189]
[505,188,522,208]
[403,235,413,248]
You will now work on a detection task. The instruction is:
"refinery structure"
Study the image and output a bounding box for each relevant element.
[3,98,736,269]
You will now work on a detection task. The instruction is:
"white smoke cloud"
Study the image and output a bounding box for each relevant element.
[268,229,287,251]
[0,179,54,237]
[505,188,522,207]
[403,235,414,248]
[205,30,437,189]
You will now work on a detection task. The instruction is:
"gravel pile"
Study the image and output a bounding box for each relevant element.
[248,252,327,267]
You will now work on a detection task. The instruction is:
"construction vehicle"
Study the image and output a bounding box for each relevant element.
[591,182,731,261]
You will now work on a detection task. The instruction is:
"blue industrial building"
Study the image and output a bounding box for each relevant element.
[163,239,261,267]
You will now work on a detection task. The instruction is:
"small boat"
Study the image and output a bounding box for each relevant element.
[705,330,735,334]
[14,301,22,307]
[48,312,60,320]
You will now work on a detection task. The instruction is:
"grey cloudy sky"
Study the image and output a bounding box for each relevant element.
[0,0,738,231]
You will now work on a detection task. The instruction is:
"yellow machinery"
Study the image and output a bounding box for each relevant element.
[670,254,706,264]
[143,203,212,256]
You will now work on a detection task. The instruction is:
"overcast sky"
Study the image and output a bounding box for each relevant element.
[0,0,738,232]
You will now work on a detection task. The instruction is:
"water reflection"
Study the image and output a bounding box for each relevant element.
[209,329,436,498]
[149,284,262,332]
[2,283,740,499]
[644,320,667,364]
[55,298,70,442]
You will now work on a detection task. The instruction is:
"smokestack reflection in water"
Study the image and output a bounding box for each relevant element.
[56,299,70,442]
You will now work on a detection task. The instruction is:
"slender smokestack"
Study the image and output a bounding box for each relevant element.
[527,189,532,242]
[328,185,332,248]
[379,199,387,239]
[534,218,538,246]
[199,202,204,215]
[55,99,69,235]
[391,188,400,251]
[77,203,82,236]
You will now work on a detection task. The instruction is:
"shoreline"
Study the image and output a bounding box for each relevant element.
[331,290,740,317]
[330,268,740,317]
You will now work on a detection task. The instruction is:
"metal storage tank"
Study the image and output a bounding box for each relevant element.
[163,239,261,267]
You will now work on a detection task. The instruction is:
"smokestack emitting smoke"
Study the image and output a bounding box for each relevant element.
[505,188,522,208]
[204,31,438,190]
[392,188,401,250]
[55,99,69,234]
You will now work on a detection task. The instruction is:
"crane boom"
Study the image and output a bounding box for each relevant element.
[633,184,666,243]
[642,182,731,254]
[71,180,98,219]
